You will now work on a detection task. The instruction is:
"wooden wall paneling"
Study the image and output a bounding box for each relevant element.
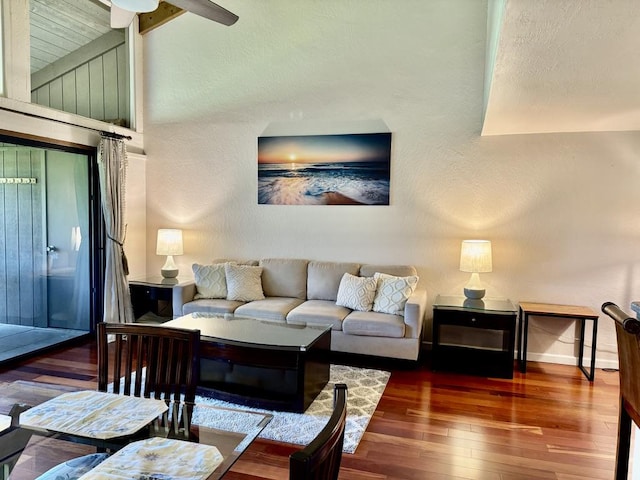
[49,77,63,111]
[75,64,91,119]
[17,149,36,325]
[32,152,47,327]
[116,44,129,124]
[102,49,119,122]
[62,71,77,114]
[31,36,128,126]
[3,150,21,324]
[0,147,47,327]
[34,85,51,109]
[88,57,105,121]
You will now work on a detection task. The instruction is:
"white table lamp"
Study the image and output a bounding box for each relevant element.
[459,239,492,299]
[156,229,183,278]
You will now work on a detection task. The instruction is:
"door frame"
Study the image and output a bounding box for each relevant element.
[0,133,104,334]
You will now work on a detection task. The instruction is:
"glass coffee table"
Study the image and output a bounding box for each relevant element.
[165,313,332,412]
[0,382,272,479]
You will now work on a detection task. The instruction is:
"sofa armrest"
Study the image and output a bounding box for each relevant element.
[172,281,196,318]
[403,289,427,339]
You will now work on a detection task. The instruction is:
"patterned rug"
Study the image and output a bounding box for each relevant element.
[195,364,390,454]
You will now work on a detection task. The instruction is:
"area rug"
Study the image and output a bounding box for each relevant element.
[194,364,390,454]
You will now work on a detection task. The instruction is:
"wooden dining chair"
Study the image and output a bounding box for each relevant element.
[33,323,200,479]
[601,302,640,480]
[97,321,201,404]
[289,383,348,480]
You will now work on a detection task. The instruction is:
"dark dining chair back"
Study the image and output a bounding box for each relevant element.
[289,383,347,480]
[601,302,640,480]
[97,322,200,404]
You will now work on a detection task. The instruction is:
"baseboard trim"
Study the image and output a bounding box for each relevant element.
[524,352,618,371]
[421,341,619,371]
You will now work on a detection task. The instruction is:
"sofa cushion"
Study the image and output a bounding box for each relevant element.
[192,263,229,299]
[235,297,305,322]
[259,258,308,299]
[213,258,259,266]
[343,310,406,338]
[225,264,265,301]
[183,298,244,315]
[307,261,360,301]
[359,264,418,278]
[336,273,377,312]
[287,300,351,330]
[372,272,419,316]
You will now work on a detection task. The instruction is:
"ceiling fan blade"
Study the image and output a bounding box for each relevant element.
[169,0,238,26]
[111,4,137,28]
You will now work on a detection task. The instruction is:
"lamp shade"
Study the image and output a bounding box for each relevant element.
[156,229,183,256]
[459,240,492,273]
[111,0,159,13]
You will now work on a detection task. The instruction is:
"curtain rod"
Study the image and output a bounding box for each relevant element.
[0,105,133,141]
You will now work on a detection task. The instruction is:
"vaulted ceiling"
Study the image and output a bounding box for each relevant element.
[28,0,640,136]
[482,0,640,135]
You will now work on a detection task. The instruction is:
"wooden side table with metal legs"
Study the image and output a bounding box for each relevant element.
[517,302,599,381]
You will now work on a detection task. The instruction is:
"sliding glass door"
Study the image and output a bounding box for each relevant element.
[0,137,101,362]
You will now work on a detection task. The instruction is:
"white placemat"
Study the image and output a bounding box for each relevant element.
[78,437,223,480]
[20,390,168,439]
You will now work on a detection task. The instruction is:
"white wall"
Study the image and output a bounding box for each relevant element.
[141,0,640,368]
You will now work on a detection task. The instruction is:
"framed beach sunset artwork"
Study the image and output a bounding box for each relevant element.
[258,132,391,205]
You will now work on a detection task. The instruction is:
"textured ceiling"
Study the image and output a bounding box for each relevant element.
[482,0,640,135]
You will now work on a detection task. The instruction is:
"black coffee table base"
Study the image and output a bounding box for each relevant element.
[198,329,331,413]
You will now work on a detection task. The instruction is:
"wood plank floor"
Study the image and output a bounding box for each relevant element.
[0,339,622,479]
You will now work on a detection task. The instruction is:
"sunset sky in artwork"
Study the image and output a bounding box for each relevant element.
[258,133,391,165]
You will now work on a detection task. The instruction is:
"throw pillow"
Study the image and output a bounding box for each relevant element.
[372,272,419,316]
[225,264,265,302]
[336,273,377,312]
[192,263,228,299]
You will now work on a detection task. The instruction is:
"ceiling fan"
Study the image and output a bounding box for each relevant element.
[109,0,238,29]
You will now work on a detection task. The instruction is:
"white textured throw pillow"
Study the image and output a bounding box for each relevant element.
[192,263,228,299]
[225,264,265,302]
[336,273,377,312]
[372,272,419,316]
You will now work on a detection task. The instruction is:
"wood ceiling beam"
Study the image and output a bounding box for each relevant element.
[138,1,185,35]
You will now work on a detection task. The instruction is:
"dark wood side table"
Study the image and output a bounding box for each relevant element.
[128,275,193,323]
[432,295,517,379]
[517,302,598,381]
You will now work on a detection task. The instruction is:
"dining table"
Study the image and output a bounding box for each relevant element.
[0,381,272,479]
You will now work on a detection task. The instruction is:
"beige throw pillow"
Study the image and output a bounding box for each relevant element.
[192,263,228,299]
[372,272,419,316]
[225,264,265,302]
[336,273,377,312]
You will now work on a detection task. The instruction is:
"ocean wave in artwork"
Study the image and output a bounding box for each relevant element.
[258,161,390,205]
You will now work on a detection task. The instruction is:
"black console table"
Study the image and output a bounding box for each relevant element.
[432,295,517,379]
[129,275,192,323]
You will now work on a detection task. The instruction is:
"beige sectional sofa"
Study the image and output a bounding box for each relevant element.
[173,258,427,361]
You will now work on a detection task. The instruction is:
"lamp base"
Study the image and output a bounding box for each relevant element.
[160,255,179,278]
[463,272,486,299]
[161,268,179,279]
[463,287,486,300]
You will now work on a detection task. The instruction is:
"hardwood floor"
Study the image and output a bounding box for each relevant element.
[0,339,621,479]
